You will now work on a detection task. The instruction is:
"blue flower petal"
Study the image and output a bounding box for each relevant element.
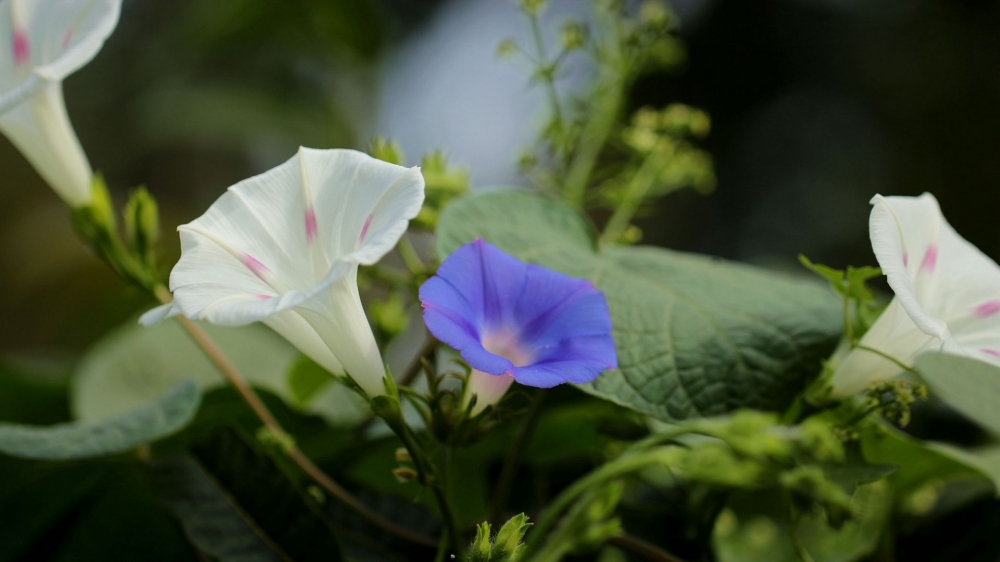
[420,239,617,389]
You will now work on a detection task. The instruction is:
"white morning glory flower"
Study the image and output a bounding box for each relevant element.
[142,148,425,397]
[829,193,1000,397]
[0,0,121,207]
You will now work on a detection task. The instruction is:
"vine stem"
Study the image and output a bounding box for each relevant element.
[155,287,437,549]
[607,535,689,562]
[490,388,546,526]
[599,151,664,246]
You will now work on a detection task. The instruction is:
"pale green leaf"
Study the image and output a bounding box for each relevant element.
[915,352,1000,436]
[0,380,199,460]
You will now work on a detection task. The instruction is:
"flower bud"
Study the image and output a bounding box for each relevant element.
[124,186,160,268]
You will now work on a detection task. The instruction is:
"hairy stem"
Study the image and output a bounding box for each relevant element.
[156,288,437,548]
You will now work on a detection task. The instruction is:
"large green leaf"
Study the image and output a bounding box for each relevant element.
[71,319,367,426]
[436,190,841,420]
[915,352,1000,436]
[0,457,196,561]
[0,380,199,460]
[151,427,343,562]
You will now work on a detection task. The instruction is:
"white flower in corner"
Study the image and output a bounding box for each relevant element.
[0,0,121,207]
[142,148,425,397]
[829,193,1000,397]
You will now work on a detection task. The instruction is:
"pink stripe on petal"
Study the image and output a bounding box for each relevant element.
[919,243,938,273]
[981,349,1000,358]
[12,29,29,66]
[973,300,1000,319]
[62,28,73,50]
[903,252,908,267]
[304,207,318,243]
[359,213,374,242]
[241,253,270,281]
[256,294,273,300]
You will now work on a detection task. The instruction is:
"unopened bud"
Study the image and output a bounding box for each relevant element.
[394,447,412,463]
[560,21,587,51]
[124,186,160,266]
[370,137,405,165]
[392,467,419,483]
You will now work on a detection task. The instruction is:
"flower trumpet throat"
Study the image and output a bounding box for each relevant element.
[142,147,425,397]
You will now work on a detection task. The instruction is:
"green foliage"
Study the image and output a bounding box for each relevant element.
[123,186,160,272]
[915,352,1000,435]
[0,457,196,561]
[71,176,163,292]
[437,190,842,421]
[152,427,343,561]
[0,380,199,460]
[799,256,883,340]
[469,513,533,562]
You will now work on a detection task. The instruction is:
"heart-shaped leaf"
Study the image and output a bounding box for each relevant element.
[436,190,841,420]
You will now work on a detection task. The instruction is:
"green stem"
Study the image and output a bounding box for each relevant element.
[397,234,425,276]
[599,152,664,246]
[787,511,815,562]
[562,76,623,208]
[528,13,565,130]
[490,389,547,526]
[522,448,677,556]
[854,344,914,373]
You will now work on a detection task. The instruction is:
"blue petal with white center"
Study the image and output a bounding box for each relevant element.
[419,239,617,399]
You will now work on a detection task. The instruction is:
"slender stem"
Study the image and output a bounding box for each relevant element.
[157,288,437,548]
[599,152,664,246]
[607,535,688,562]
[522,449,673,555]
[397,234,425,276]
[399,337,438,388]
[562,77,622,208]
[528,13,564,129]
[490,389,547,526]
[854,344,914,373]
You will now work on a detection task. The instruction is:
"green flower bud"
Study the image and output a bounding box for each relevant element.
[560,21,587,51]
[392,467,419,483]
[124,186,160,268]
[518,0,548,16]
[469,522,492,562]
[494,513,532,561]
[370,137,405,165]
[497,38,519,59]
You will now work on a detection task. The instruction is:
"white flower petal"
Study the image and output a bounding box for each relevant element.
[0,82,92,206]
[465,370,515,417]
[0,0,121,206]
[829,193,1000,397]
[162,148,425,396]
[139,303,178,327]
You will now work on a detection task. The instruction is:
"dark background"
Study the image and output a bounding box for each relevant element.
[2,0,999,357]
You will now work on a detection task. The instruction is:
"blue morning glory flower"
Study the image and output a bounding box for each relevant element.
[419,239,617,413]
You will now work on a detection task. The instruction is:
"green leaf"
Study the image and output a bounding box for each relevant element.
[436,190,841,420]
[287,355,336,406]
[151,427,343,561]
[0,357,71,424]
[860,422,985,492]
[712,481,892,562]
[0,458,196,561]
[0,380,199,460]
[915,352,1000,435]
[71,319,367,426]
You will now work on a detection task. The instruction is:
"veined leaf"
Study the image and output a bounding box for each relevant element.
[436,190,841,420]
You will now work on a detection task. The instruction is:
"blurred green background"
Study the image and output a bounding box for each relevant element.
[5,0,1000,356]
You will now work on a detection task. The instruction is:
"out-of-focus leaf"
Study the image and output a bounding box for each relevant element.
[0,357,71,424]
[713,482,892,562]
[860,422,986,492]
[437,190,841,421]
[916,352,1000,436]
[0,380,199,460]
[287,355,336,407]
[152,427,343,562]
[0,457,195,561]
[71,319,364,426]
